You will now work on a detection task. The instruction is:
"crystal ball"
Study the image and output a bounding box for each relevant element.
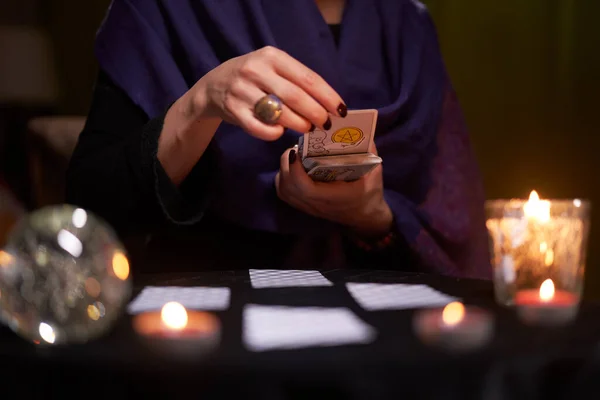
[0,205,132,345]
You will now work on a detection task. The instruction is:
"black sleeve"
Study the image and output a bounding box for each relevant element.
[66,70,212,235]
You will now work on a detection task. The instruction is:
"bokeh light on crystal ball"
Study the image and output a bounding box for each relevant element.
[0,205,131,345]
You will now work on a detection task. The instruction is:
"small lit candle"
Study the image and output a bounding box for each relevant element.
[132,302,221,358]
[442,301,466,327]
[515,279,578,326]
[413,302,494,352]
[160,302,189,334]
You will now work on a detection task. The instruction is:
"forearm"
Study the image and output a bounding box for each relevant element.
[157,90,222,186]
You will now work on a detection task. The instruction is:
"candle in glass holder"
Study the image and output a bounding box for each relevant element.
[413,302,494,351]
[515,278,578,325]
[486,191,590,314]
[132,302,221,358]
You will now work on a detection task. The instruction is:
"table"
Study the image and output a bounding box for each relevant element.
[2,269,600,399]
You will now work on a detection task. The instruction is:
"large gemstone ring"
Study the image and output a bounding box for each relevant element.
[254,94,283,125]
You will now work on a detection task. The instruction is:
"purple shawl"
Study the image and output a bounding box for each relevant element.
[95,0,491,279]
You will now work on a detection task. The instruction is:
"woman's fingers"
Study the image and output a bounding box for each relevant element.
[278,104,313,133]
[279,146,315,197]
[229,76,312,134]
[228,96,285,141]
[262,47,347,118]
[225,46,348,138]
[287,148,315,193]
[259,74,329,130]
[223,81,283,139]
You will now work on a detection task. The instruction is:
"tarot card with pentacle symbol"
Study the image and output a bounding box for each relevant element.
[301,109,378,158]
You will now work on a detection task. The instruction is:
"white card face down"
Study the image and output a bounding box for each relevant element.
[127,286,231,314]
[346,283,459,311]
[249,269,333,289]
[302,109,378,158]
[243,304,377,352]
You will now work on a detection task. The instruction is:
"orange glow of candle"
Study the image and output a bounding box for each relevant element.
[442,301,465,326]
[161,302,189,330]
[539,279,555,302]
[523,190,551,223]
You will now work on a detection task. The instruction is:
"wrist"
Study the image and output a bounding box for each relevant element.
[346,201,397,251]
[186,75,222,121]
[347,199,394,238]
[171,88,222,141]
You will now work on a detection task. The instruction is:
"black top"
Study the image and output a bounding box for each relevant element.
[329,23,342,46]
[66,24,412,273]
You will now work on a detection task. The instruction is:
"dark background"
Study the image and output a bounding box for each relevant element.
[1,1,599,292]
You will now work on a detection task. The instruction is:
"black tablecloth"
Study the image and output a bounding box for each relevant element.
[2,269,600,399]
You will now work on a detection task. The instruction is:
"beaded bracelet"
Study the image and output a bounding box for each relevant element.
[352,229,398,252]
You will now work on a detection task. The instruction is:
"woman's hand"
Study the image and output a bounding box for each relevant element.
[275,144,394,238]
[186,45,347,140]
[160,45,346,184]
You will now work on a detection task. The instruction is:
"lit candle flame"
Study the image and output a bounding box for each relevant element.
[523,190,550,223]
[539,279,555,302]
[39,322,56,344]
[442,301,465,326]
[161,302,188,330]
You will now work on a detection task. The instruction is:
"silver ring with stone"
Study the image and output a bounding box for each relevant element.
[254,94,283,124]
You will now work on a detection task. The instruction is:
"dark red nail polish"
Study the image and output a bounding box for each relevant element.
[289,149,296,164]
[337,103,347,117]
[309,123,315,132]
[323,118,332,130]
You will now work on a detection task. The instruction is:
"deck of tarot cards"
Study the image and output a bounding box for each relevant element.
[298,109,382,182]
